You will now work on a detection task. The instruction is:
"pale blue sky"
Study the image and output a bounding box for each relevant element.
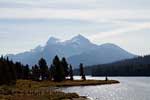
[0,0,150,55]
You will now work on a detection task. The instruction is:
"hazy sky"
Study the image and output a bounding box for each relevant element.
[0,0,150,55]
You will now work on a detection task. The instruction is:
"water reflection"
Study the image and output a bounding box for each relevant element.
[60,76,150,100]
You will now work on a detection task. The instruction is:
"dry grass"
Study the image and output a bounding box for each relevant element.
[0,79,119,100]
[15,79,119,89]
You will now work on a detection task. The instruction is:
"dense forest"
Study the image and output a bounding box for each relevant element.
[1,54,150,86]
[0,55,86,85]
[74,55,150,76]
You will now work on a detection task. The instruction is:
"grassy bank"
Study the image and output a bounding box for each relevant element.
[0,79,119,100]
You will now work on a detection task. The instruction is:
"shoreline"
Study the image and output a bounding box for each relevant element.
[0,80,119,100]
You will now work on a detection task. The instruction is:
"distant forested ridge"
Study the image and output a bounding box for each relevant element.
[74,55,150,76]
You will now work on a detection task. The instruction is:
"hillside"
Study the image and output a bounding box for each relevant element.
[74,55,150,76]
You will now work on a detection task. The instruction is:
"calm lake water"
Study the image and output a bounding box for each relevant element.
[60,76,150,100]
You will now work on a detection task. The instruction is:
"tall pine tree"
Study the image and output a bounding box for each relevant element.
[69,64,74,80]
[0,56,16,85]
[23,64,30,79]
[51,55,65,82]
[61,57,69,78]
[38,58,48,80]
[80,63,86,80]
[32,64,40,81]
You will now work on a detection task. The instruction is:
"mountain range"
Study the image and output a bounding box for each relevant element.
[7,34,136,68]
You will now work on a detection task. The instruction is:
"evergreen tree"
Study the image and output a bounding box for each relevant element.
[1,59,8,84]
[51,55,65,82]
[23,64,30,79]
[105,75,108,81]
[80,63,86,80]
[61,57,69,78]
[0,60,2,84]
[0,57,16,85]
[69,64,74,80]
[32,64,40,81]
[49,64,55,80]
[38,58,48,80]
[8,60,16,84]
[5,57,14,85]
[48,65,55,81]
[15,62,23,79]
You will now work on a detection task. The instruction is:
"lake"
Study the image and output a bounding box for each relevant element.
[60,76,150,100]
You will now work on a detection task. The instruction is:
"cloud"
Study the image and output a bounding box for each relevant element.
[89,22,150,41]
[0,0,98,9]
[0,8,150,22]
[1,0,150,10]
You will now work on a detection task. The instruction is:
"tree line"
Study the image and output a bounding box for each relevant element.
[0,55,86,85]
[91,55,150,76]
[73,55,150,76]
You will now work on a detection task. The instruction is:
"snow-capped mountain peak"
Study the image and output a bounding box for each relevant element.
[7,34,136,67]
[71,34,90,42]
[31,45,43,52]
[46,37,60,45]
